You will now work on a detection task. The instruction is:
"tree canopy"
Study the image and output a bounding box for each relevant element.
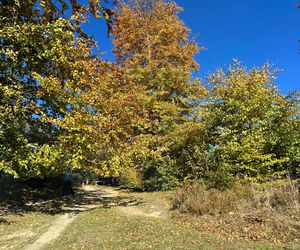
[0,0,299,190]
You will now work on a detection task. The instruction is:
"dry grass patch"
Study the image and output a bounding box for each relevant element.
[172,180,300,244]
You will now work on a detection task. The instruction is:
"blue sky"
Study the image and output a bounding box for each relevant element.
[84,0,299,93]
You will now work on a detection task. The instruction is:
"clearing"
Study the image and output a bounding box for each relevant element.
[0,185,299,250]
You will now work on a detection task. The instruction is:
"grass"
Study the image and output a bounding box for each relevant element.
[0,212,60,250]
[172,180,300,244]
[1,184,299,250]
[47,190,298,250]
[47,207,288,250]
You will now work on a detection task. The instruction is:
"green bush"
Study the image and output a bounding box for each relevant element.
[142,157,180,191]
[204,169,236,191]
[119,168,143,190]
[143,167,179,191]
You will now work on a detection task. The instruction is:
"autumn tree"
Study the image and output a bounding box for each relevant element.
[110,0,204,190]
[194,62,300,187]
[0,0,113,177]
[2,0,298,190]
[41,59,149,176]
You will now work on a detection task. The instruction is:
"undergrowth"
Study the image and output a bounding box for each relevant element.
[172,180,300,243]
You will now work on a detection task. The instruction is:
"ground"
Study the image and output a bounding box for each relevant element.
[0,185,299,250]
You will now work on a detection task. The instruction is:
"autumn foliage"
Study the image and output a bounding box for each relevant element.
[0,0,299,190]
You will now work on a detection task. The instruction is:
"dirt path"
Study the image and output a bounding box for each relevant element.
[118,204,165,218]
[22,185,167,250]
[23,185,117,250]
[23,214,76,250]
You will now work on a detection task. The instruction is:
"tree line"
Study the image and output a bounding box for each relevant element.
[1,0,299,190]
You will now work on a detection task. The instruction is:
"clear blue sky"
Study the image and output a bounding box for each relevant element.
[84,0,300,93]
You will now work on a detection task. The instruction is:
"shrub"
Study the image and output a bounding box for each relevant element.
[143,158,180,191]
[203,169,236,191]
[254,181,300,211]
[172,180,300,216]
[143,167,179,191]
[172,180,300,243]
[172,181,253,215]
[119,168,143,190]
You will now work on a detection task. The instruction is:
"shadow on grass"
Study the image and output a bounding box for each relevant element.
[0,218,10,224]
[0,178,143,217]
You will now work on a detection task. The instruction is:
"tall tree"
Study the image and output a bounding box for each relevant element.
[110,0,204,189]
[196,62,299,184]
[0,0,113,177]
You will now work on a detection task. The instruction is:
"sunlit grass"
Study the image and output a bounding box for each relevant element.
[0,212,59,250]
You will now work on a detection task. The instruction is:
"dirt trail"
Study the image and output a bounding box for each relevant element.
[118,204,165,219]
[23,214,76,250]
[100,186,166,218]
[22,185,167,250]
[23,185,115,250]
[118,206,163,218]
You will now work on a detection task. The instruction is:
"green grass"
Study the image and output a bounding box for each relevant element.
[47,206,298,250]
[1,188,299,250]
[46,189,299,250]
[0,212,60,250]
